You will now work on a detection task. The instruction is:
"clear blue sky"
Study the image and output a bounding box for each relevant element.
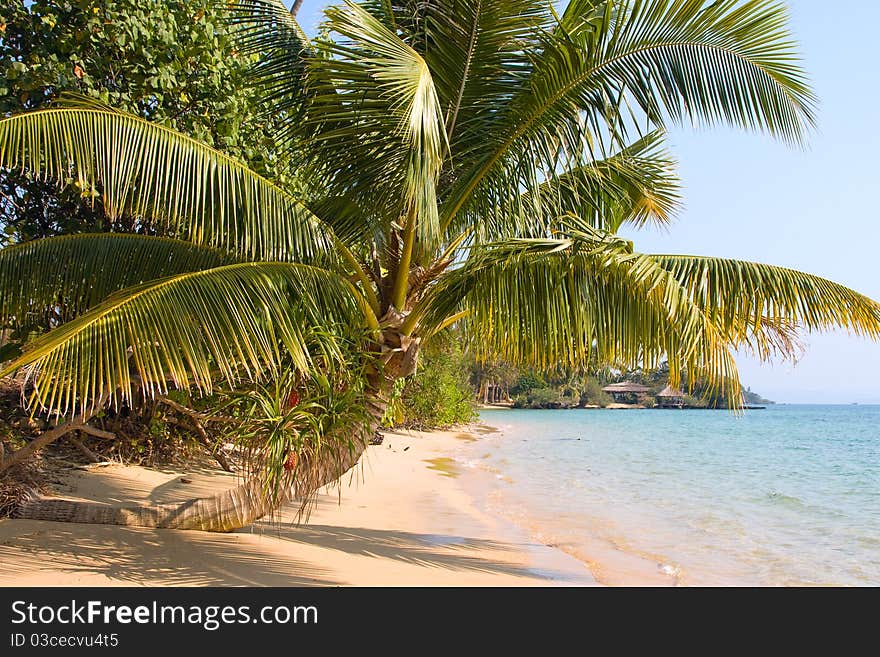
[294,1,880,404]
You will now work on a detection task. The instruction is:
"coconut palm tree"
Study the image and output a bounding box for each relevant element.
[1,0,878,530]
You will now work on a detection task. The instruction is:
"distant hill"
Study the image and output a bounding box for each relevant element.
[742,387,774,405]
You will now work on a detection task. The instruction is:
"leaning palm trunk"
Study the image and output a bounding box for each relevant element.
[14,383,390,532]
[15,477,284,532]
[12,438,367,532]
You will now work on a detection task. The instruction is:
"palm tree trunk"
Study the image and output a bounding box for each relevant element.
[13,378,394,532]
[291,0,304,18]
[13,323,417,532]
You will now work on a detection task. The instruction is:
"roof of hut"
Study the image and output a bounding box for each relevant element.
[601,382,652,394]
[656,385,685,398]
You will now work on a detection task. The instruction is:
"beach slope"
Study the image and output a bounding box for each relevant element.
[0,429,594,587]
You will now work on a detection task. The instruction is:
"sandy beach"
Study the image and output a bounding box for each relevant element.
[0,428,595,587]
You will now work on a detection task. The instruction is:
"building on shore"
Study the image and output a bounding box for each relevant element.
[656,385,686,409]
[601,382,652,405]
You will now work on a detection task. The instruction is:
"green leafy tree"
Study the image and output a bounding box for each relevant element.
[0,0,281,247]
[513,387,571,409]
[1,1,879,531]
[579,378,612,408]
[395,336,477,429]
[512,371,547,397]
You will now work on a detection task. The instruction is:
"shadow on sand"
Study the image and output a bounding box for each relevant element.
[249,521,567,580]
[0,458,571,585]
[0,521,338,586]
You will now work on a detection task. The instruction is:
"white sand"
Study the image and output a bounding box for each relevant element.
[0,429,595,587]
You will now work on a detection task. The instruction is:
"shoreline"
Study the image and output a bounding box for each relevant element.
[0,427,594,587]
[450,422,680,586]
[470,406,880,587]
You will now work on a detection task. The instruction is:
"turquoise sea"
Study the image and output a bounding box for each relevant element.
[470,405,880,586]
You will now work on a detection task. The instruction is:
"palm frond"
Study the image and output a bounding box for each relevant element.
[471,130,680,243]
[225,0,312,149]
[417,223,740,397]
[0,107,333,262]
[654,255,880,358]
[228,0,312,51]
[591,0,817,139]
[544,131,681,232]
[0,233,237,329]
[404,0,549,144]
[1,263,376,417]
[441,0,815,230]
[308,1,448,252]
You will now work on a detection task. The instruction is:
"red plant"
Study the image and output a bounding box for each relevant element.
[285,389,300,409]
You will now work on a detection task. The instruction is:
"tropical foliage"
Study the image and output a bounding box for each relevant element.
[0,0,283,247]
[1,0,879,524]
[503,368,612,409]
[216,328,376,513]
[386,336,477,430]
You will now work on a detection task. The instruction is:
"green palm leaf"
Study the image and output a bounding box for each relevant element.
[308,1,448,251]
[417,224,740,397]
[226,0,312,148]
[541,132,681,232]
[228,0,311,53]
[0,233,238,330]
[0,107,332,262]
[1,262,376,416]
[405,0,548,144]
[473,131,681,243]
[441,0,816,232]
[654,255,880,358]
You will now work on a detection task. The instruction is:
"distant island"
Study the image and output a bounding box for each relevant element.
[476,365,774,410]
[742,388,775,407]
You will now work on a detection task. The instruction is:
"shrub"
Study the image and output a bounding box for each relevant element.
[393,339,477,430]
[682,394,709,409]
[579,378,612,407]
[512,387,571,409]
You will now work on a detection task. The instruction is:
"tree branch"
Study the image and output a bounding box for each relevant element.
[0,413,91,474]
[159,398,234,472]
[165,416,234,473]
[68,435,102,463]
[158,397,233,423]
[79,424,116,440]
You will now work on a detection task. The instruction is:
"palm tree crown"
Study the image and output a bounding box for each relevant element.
[0,0,878,423]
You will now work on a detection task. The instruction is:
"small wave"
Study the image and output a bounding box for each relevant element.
[765,491,806,507]
[660,563,682,578]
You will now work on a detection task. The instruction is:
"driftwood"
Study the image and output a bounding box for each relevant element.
[159,398,234,472]
[0,413,91,475]
[67,435,102,463]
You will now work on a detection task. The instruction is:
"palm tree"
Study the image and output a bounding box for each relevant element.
[1,0,878,531]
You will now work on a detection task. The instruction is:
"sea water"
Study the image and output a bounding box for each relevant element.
[469,405,880,586]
